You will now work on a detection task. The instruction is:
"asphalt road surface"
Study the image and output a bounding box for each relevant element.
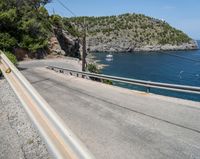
[19,60,200,159]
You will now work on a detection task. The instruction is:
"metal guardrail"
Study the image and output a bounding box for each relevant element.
[0,51,95,159]
[47,65,200,95]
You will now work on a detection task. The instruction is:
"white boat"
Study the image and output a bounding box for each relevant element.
[106,54,113,61]
[106,54,113,58]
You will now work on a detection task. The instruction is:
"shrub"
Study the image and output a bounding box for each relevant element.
[0,32,17,51]
[5,52,18,66]
[87,63,100,74]
[0,51,18,77]
[50,15,63,28]
[87,63,113,85]
[102,79,113,85]
[63,19,80,37]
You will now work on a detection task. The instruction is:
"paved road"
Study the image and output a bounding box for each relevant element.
[19,61,200,159]
[19,58,81,71]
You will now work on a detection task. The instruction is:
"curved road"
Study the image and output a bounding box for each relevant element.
[19,59,200,159]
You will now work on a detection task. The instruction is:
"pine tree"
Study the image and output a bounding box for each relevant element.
[0,0,51,54]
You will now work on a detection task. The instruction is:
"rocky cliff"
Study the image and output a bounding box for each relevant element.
[87,39,198,52]
[48,27,81,58]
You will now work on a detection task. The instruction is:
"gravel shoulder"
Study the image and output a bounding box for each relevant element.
[0,79,51,159]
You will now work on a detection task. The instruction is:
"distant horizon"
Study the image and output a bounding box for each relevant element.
[45,0,200,40]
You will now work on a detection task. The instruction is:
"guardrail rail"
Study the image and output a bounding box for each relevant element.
[47,65,200,95]
[0,51,95,159]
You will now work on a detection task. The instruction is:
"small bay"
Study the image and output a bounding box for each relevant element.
[92,41,200,101]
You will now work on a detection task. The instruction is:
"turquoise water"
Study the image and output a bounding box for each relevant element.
[92,41,200,101]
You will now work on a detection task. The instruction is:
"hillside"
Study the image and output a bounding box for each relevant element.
[66,13,198,52]
[0,0,81,60]
[0,0,198,60]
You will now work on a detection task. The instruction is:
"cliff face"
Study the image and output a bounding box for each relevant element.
[87,39,198,52]
[48,28,81,58]
[66,13,198,52]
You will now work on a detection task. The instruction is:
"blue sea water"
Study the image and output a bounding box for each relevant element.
[92,41,200,101]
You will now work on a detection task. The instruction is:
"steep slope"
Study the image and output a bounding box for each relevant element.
[66,13,198,52]
[0,0,81,60]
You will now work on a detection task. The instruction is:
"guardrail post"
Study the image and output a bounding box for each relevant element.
[146,87,150,93]
[60,70,63,73]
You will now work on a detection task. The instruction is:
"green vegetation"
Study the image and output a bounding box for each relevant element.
[102,79,113,85]
[63,18,81,37]
[66,13,191,46]
[87,63,112,85]
[50,14,63,28]
[87,63,100,74]
[0,0,82,63]
[0,0,52,55]
[4,52,18,66]
[0,51,18,77]
[0,1,193,60]
[48,14,80,38]
[87,63,101,81]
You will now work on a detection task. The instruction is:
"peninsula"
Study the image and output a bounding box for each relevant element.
[66,13,198,52]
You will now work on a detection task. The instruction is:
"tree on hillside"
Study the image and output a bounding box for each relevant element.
[0,0,52,57]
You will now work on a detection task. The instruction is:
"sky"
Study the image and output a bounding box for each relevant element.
[45,0,200,39]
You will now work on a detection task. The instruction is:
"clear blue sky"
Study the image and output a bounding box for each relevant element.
[45,0,200,39]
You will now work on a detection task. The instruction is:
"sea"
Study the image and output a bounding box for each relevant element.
[92,40,200,101]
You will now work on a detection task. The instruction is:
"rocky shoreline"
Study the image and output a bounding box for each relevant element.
[47,27,198,57]
[88,40,198,53]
